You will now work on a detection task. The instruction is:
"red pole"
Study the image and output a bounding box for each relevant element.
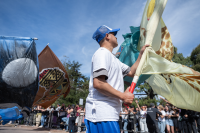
[124,76,139,108]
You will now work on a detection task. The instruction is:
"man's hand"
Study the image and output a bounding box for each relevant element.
[122,87,134,105]
[139,44,150,56]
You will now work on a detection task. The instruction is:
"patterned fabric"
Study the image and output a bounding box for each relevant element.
[117,0,200,112]
[33,45,70,108]
[138,0,200,112]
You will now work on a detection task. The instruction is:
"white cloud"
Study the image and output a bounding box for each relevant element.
[82,47,87,57]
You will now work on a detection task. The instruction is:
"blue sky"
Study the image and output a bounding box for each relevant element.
[0,0,200,78]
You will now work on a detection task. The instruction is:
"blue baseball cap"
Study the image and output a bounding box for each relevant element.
[92,25,120,43]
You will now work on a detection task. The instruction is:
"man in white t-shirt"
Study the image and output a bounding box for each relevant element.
[85,25,149,133]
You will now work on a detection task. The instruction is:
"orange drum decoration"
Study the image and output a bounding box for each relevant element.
[33,45,70,108]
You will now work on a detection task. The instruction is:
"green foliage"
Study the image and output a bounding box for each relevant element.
[172,47,193,67]
[128,96,165,108]
[53,56,89,107]
[136,82,156,99]
[191,44,200,72]
[130,82,161,107]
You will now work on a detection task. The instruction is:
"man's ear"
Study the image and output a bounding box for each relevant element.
[105,33,109,40]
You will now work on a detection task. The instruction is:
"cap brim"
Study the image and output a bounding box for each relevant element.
[109,28,120,36]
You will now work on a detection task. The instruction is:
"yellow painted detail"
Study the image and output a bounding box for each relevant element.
[147,0,156,20]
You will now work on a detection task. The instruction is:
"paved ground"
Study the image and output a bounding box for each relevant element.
[0,124,85,133]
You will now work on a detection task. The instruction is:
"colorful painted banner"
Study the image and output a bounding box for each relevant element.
[33,45,70,108]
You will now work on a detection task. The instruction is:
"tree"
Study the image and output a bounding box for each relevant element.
[172,47,193,67]
[191,44,200,72]
[53,56,89,107]
[136,82,156,99]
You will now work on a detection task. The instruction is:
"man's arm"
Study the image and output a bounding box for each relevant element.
[93,75,134,105]
[126,44,149,77]
[156,109,162,115]
[129,109,136,114]
[135,100,141,111]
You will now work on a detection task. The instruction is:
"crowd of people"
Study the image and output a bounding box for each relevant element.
[2,100,200,133]
[24,103,86,133]
[119,100,200,133]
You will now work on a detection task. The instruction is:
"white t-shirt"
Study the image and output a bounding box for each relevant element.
[56,106,61,111]
[85,47,130,122]
[140,111,147,118]
[121,111,126,120]
[165,110,174,120]
[158,110,166,122]
[124,114,128,120]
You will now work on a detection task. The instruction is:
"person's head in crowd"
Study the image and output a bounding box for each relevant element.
[177,108,181,113]
[57,104,60,107]
[71,104,75,109]
[130,106,134,111]
[136,107,139,112]
[158,105,164,111]
[166,103,169,106]
[165,105,171,112]
[76,104,79,108]
[68,104,71,108]
[150,103,155,108]
[80,106,83,110]
[140,105,144,111]
[122,108,125,112]
[62,103,65,107]
[173,107,179,112]
[125,108,128,113]
[37,105,42,110]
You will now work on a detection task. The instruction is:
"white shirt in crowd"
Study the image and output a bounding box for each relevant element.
[121,111,126,120]
[47,107,54,113]
[85,47,130,122]
[124,114,128,120]
[165,110,174,119]
[140,111,147,119]
[158,110,166,122]
[56,106,61,111]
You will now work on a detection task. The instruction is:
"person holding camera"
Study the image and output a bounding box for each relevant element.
[165,105,174,133]
[127,106,137,132]
[59,104,66,123]
[135,100,148,133]
[171,107,179,133]
[68,104,76,133]
[123,108,129,133]
[157,105,165,133]
[77,106,85,132]
[62,104,71,132]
